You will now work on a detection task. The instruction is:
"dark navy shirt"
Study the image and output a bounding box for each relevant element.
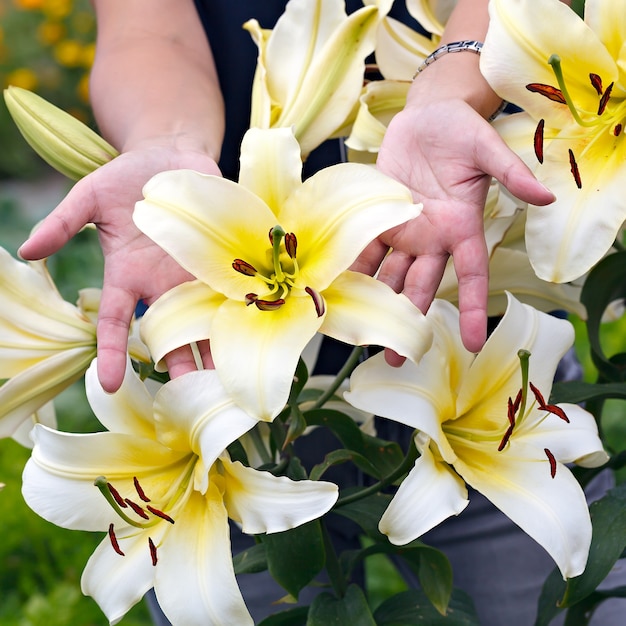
[192,0,418,179]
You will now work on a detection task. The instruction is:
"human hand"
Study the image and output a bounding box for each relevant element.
[354,98,555,360]
[18,145,220,392]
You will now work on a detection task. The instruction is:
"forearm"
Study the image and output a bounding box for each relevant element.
[90,0,224,159]
[406,0,501,120]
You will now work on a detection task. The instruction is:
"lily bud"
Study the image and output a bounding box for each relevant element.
[3,85,118,180]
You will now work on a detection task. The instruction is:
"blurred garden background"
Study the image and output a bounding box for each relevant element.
[1,0,626,624]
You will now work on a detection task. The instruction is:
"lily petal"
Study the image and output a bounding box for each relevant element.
[238,127,303,212]
[379,444,469,545]
[279,164,420,290]
[456,293,573,421]
[140,280,225,368]
[81,528,159,626]
[210,296,323,421]
[344,351,458,464]
[455,439,592,579]
[22,425,187,531]
[221,457,338,535]
[85,359,156,439]
[0,347,94,437]
[153,370,258,490]
[135,170,276,297]
[155,488,253,626]
[321,271,433,363]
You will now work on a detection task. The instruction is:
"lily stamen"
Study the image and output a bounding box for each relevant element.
[148,537,158,566]
[544,448,557,478]
[134,476,151,502]
[108,523,125,556]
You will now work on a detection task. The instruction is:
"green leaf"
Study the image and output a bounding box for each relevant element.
[304,409,368,460]
[261,520,326,599]
[342,539,452,615]
[306,584,376,626]
[550,381,626,404]
[360,432,406,477]
[560,483,626,606]
[258,606,310,626]
[233,542,267,575]
[535,567,566,626]
[310,449,380,482]
[374,589,480,625]
[536,483,626,624]
[580,251,626,382]
[333,492,392,539]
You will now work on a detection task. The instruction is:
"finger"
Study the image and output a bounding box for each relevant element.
[477,127,555,207]
[400,252,449,314]
[349,239,389,276]
[376,249,415,294]
[96,283,137,392]
[18,176,97,260]
[451,235,489,354]
[164,345,200,379]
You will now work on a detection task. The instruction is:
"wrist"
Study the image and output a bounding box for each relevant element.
[408,50,504,121]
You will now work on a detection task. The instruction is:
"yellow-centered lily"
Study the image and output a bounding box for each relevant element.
[0,248,97,439]
[481,0,626,283]
[345,293,608,579]
[134,127,432,421]
[244,0,392,158]
[4,86,118,180]
[22,360,338,626]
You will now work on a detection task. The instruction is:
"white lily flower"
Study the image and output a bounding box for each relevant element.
[481,0,626,282]
[135,127,432,421]
[345,293,608,579]
[0,248,96,438]
[244,0,392,158]
[22,359,338,626]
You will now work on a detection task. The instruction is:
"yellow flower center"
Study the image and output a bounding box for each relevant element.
[95,453,197,565]
[526,54,626,188]
[232,224,325,316]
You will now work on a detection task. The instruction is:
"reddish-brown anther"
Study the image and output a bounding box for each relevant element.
[107,482,128,508]
[108,523,125,556]
[232,259,257,276]
[284,232,297,258]
[147,505,176,524]
[305,286,325,317]
[544,448,557,478]
[526,83,567,104]
[568,149,582,189]
[533,119,545,164]
[125,498,150,520]
[589,73,603,96]
[255,298,286,311]
[148,537,158,566]
[597,82,614,116]
[529,382,570,422]
[134,476,151,502]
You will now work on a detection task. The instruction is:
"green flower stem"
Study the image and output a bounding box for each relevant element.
[310,346,364,410]
[321,519,348,597]
[334,438,419,508]
[247,426,273,466]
